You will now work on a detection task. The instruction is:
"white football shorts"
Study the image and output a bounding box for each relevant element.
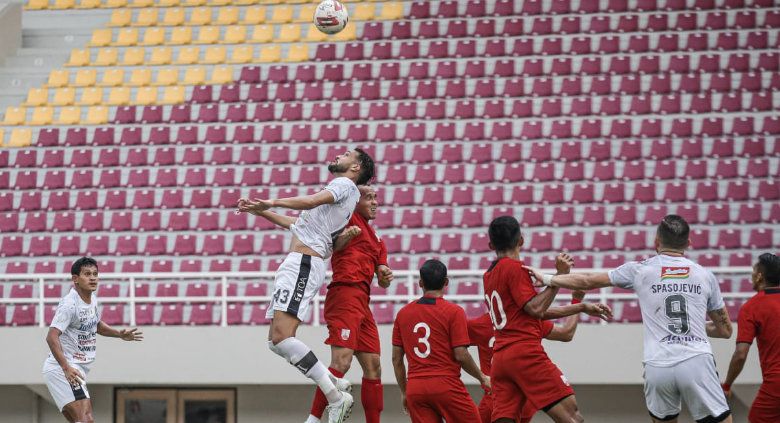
[266,252,326,321]
[43,363,90,411]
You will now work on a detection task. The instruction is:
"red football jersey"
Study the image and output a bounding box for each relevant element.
[392,295,471,380]
[483,257,547,351]
[331,213,387,287]
[737,288,780,382]
[468,313,554,376]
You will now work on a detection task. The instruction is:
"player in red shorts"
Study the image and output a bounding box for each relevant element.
[483,216,611,423]
[392,259,490,423]
[469,290,597,423]
[722,253,780,423]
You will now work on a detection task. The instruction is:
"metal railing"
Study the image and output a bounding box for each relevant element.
[0,267,754,327]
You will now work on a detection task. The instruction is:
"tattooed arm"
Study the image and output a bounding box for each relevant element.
[706,308,733,339]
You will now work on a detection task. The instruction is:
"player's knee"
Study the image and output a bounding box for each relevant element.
[362,356,381,379]
[330,358,351,374]
[267,340,285,357]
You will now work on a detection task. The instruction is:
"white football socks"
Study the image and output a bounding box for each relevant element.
[269,338,342,404]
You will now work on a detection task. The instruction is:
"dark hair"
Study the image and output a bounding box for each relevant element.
[353,148,375,186]
[488,216,522,252]
[757,253,780,287]
[656,214,690,250]
[420,259,447,291]
[71,257,98,276]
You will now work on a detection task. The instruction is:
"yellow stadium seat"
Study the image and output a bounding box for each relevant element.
[77,87,104,106]
[188,7,212,26]
[74,69,98,87]
[161,86,185,104]
[115,28,139,46]
[242,6,266,24]
[170,27,193,44]
[99,69,125,87]
[46,69,70,88]
[158,0,179,6]
[303,25,327,42]
[277,24,300,42]
[85,106,108,124]
[353,3,375,21]
[257,44,280,62]
[56,106,81,124]
[216,7,239,25]
[174,46,199,65]
[134,87,158,105]
[149,47,173,65]
[196,26,219,44]
[209,65,233,84]
[140,28,165,46]
[129,0,153,7]
[90,29,113,47]
[107,87,131,106]
[223,25,246,44]
[380,2,403,20]
[182,0,205,6]
[249,25,273,43]
[52,88,76,106]
[204,46,227,64]
[293,4,316,23]
[162,8,185,26]
[109,9,131,26]
[121,47,146,65]
[228,45,253,63]
[27,0,49,10]
[269,5,293,23]
[104,0,127,6]
[332,22,356,41]
[210,0,231,5]
[94,48,119,66]
[30,107,54,125]
[135,8,158,26]
[8,129,32,148]
[3,107,26,125]
[53,0,76,9]
[183,67,206,85]
[284,44,308,62]
[66,49,90,67]
[155,68,179,86]
[76,0,100,8]
[129,68,153,86]
[233,0,257,5]
[24,88,49,107]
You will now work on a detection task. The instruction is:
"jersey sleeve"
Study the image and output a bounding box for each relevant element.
[509,265,538,308]
[449,306,472,348]
[705,270,726,312]
[391,318,403,347]
[736,301,756,344]
[50,300,75,333]
[608,261,641,290]
[541,320,555,338]
[325,177,356,204]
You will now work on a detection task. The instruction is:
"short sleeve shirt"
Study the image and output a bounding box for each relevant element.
[46,288,100,367]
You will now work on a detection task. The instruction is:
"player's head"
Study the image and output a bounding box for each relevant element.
[488,216,524,253]
[753,253,780,290]
[655,214,690,252]
[327,148,375,185]
[71,256,99,292]
[419,259,448,292]
[356,185,378,220]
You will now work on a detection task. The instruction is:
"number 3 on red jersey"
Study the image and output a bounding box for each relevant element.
[413,322,431,358]
[485,291,507,330]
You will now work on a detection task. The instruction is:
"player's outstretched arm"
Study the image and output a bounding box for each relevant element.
[453,346,491,391]
[546,292,585,342]
[525,266,613,291]
[97,321,144,341]
[255,210,297,229]
[705,308,733,339]
[391,346,409,415]
[722,342,750,397]
[237,190,336,214]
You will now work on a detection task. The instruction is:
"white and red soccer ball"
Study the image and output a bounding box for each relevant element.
[313,0,349,35]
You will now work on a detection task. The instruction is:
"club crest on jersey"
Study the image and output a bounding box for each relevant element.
[340,329,351,340]
[661,267,690,281]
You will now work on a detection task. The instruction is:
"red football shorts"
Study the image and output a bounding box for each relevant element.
[491,342,574,421]
[479,392,534,423]
[406,376,480,423]
[324,284,380,354]
[749,380,780,423]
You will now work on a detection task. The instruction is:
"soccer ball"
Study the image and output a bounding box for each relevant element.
[313,0,349,35]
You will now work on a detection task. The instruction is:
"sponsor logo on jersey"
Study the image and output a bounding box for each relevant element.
[341,328,351,340]
[661,267,690,281]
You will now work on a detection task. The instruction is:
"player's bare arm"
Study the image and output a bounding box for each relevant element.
[333,225,361,251]
[523,285,560,318]
[249,210,297,230]
[546,291,586,342]
[453,346,491,392]
[376,265,393,288]
[391,346,408,415]
[543,302,613,321]
[237,189,336,213]
[97,322,143,341]
[722,342,750,398]
[526,266,613,290]
[705,308,733,339]
[45,328,83,386]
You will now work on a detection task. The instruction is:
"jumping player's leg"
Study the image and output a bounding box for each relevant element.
[544,395,584,423]
[308,346,354,422]
[62,399,94,423]
[356,351,383,423]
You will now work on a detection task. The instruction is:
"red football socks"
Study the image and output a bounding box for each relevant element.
[361,377,384,423]
[309,367,344,418]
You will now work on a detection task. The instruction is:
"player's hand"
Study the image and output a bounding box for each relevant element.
[237,198,272,215]
[377,265,394,288]
[524,266,546,288]
[401,394,408,415]
[119,328,143,341]
[555,253,575,275]
[342,225,361,240]
[722,383,732,400]
[583,303,613,321]
[481,374,492,393]
[63,366,84,387]
[572,290,586,301]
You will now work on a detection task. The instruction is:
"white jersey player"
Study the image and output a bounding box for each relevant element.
[526,215,734,423]
[237,148,375,423]
[43,257,143,423]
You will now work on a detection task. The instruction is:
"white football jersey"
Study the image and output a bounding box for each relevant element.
[290,177,359,259]
[45,288,101,368]
[609,255,725,367]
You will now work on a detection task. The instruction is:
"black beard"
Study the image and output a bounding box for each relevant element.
[328,163,348,174]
